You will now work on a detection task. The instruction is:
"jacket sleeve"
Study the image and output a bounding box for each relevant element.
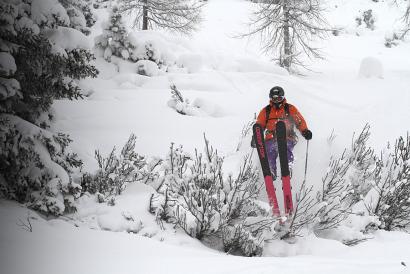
[256,108,267,128]
[289,105,308,133]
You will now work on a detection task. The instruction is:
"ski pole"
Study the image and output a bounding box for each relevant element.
[303,140,309,183]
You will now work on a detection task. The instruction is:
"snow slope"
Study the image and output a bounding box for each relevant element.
[1,199,410,274]
[2,0,410,273]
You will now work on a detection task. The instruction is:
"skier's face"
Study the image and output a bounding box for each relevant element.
[270,95,284,104]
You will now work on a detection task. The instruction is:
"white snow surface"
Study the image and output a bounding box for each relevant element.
[358,57,384,78]
[2,0,410,273]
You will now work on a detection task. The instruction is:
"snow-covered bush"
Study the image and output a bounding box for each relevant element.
[167,84,195,115]
[95,6,134,62]
[356,9,376,30]
[62,0,96,35]
[285,125,377,240]
[384,31,401,48]
[0,0,98,216]
[0,116,82,216]
[364,135,410,231]
[150,136,275,256]
[127,31,178,66]
[167,84,224,117]
[136,60,159,76]
[358,57,384,78]
[81,134,147,203]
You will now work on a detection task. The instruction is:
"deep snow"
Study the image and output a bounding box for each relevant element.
[2,0,410,273]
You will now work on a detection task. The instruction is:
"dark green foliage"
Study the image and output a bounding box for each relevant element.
[0,0,97,215]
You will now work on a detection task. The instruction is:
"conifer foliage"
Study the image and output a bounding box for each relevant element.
[0,0,97,216]
[95,6,134,62]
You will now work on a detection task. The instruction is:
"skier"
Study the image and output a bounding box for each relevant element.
[252,86,312,179]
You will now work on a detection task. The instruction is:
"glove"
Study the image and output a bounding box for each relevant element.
[302,129,312,140]
[251,135,256,148]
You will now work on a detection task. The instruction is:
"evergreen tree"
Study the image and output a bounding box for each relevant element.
[0,0,98,216]
[95,6,134,61]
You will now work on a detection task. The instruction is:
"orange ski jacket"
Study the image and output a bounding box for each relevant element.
[256,99,308,141]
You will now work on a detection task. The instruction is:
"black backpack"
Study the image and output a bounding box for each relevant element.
[264,103,296,138]
[265,103,290,125]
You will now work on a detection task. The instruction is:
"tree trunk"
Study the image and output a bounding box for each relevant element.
[142,0,148,30]
[283,4,291,71]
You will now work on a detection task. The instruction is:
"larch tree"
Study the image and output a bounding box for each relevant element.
[245,0,329,73]
[120,0,204,35]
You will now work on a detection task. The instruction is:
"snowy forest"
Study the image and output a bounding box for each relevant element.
[1,0,410,273]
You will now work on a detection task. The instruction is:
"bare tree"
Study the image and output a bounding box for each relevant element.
[401,1,410,38]
[392,0,410,39]
[120,0,204,35]
[244,0,329,72]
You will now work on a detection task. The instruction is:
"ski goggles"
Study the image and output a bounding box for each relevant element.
[270,95,284,103]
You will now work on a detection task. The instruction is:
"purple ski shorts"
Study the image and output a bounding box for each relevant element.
[265,139,296,178]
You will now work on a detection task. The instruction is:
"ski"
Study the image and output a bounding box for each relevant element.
[276,120,294,216]
[253,123,280,216]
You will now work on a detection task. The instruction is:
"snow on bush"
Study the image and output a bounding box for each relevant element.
[288,124,410,242]
[64,0,96,35]
[167,84,224,117]
[0,0,97,216]
[81,134,148,204]
[136,60,159,77]
[44,26,92,54]
[384,31,402,48]
[0,52,17,76]
[149,136,276,256]
[364,135,410,230]
[355,9,376,31]
[280,125,382,243]
[95,6,134,62]
[0,116,82,216]
[128,31,182,66]
[31,0,70,27]
[358,57,384,78]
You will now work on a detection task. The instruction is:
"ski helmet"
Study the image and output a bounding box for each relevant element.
[269,86,285,103]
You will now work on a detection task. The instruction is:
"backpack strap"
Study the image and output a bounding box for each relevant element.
[265,104,271,127]
[265,103,290,125]
[284,103,290,117]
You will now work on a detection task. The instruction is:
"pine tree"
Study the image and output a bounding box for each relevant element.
[0,0,98,216]
[95,6,134,61]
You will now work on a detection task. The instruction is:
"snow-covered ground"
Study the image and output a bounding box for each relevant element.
[2,0,410,273]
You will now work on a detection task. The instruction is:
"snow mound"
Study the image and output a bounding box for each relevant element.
[136,60,160,77]
[192,98,224,117]
[358,57,384,78]
[45,27,92,54]
[128,30,188,65]
[235,58,289,75]
[167,97,224,117]
[177,54,203,73]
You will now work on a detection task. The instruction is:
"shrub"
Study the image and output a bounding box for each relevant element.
[150,135,275,256]
[81,134,147,202]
